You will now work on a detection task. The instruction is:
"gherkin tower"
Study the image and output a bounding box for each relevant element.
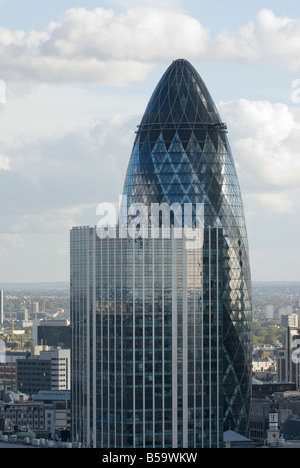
[123,59,252,437]
[71,58,252,449]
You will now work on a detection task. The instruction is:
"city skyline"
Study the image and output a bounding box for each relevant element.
[0,0,299,283]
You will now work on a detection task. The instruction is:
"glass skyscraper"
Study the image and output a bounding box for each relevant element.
[70,59,252,448]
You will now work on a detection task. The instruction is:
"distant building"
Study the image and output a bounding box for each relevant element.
[17,348,70,394]
[277,326,300,388]
[39,348,70,391]
[0,362,16,392]
[252,382,296,399]
[17,358,51,394]
[0,392,46,436]
[252,358,276,382]
[0,351,28,392]
[31,302,39,314]
[252,358,276,373]
[266,408,280,447]
[278,307,287,319]
[0,389,71,440]
[32,390,71,438]
[281,313,298,328]
[223,430,255,448]
[16,308,28,321]
[250,388,299,446]
[265,305,274,320]
[32,319,71,348]
[280,416,300,443]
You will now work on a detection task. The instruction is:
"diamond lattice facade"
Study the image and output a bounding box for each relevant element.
[123,59,252,436]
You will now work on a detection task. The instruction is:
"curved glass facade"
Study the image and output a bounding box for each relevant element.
[123,59,252,436]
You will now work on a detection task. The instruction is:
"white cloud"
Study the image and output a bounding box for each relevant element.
[1,7,300,86]
[254,192,295,214]
[0,82,145,144]
[218,98,300,214]
[0,153,10,170]
[0,234,25,252]
[256,9,300,70]
[212,9,300,68]
[219,98,300,190]
[0,112,136,225]
[212,21,259,63]
[108,0,182,8]
[11,203,96,235]
[0,6,208,85]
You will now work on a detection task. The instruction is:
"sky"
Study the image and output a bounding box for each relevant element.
[0,0,299,283]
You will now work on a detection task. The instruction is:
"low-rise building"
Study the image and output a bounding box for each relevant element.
[32,390,70,439]
[0,389,71,440]
[16,347,70,395]
[0,392,46,437]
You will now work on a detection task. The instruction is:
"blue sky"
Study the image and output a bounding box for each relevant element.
[0,0,299,282]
